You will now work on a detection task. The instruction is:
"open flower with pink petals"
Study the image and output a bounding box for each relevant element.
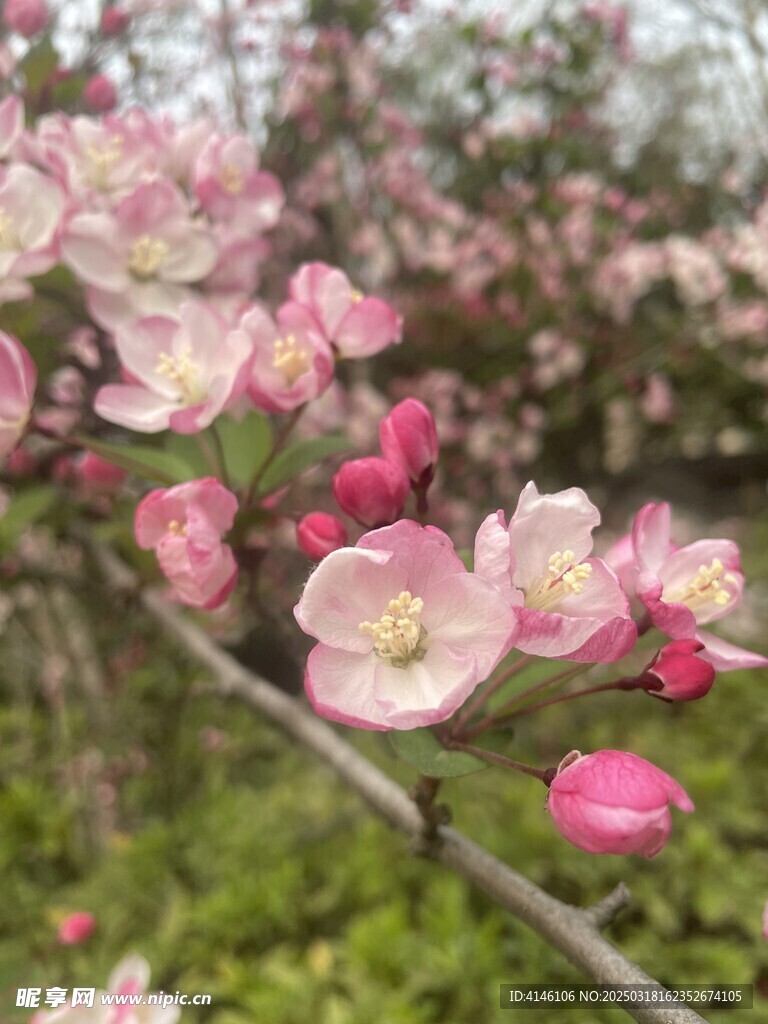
[289,261,402,358]
[0,330,36,460]
[0,163,63,284]
[474,482,636,662]
[61,177,218,329]
[547,749,694,857]
[295,519,517,730]
[241,301,334,413]
[631,502,766,670]
[194,132,285,234]
[135,478,238,610]
[33,953,180,1023]
[95,300,253,433]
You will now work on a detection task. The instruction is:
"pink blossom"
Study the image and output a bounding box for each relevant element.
[333,457,410,528]
[241,301,334,413]
[294,519,516,730]
[642,639,715,701]
[289,261,402,358]
[0,164,63,284]
[95,300,253,433]
[57,911,96,945]
[32,954,180,1023]
[632,502,744,638]
[194,132,285,234]
[297,511,348,560]
[3,0,48,37]
[547,749,694,857]
[379,398,439,487]
[474,483,636,662]
[61,178,218,329]
[135,478,238,610]
[83,74,118,113]
[0,331,36,459]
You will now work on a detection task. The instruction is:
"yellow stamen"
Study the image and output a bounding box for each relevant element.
[155,347,205,404]
[0,207,18,250]
[85,134,123,189]
[669,558,736,611]
[219,163,245,195]
[273,334,309,386]
[359,591,426,667]
[167,519,187,536]
[128,234,169,280]
[526,549,593,611]
[349,288,364,304]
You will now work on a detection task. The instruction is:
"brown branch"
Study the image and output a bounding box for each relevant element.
[87,538,709,1024]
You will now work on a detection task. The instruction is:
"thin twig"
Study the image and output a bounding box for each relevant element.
[86,537,709,1024]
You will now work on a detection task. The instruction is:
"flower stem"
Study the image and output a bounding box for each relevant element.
[244,405,305,509]
[208,422,230,489]
[450,654,534,737]
[488,677,644,726]
[461,663,585,739]
[195,431,222,479]
[447,741,550,783]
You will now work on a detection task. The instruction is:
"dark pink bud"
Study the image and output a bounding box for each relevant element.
[78,452,127,493]
[100,6,131,36]
[643,639,715,702]
[57,911,96,945]
[332,457,410,528]
[297,512,348,560]
[379,398,439,487]
[83,74,118,113]
[2,0,48,37]
[547,749,694,857]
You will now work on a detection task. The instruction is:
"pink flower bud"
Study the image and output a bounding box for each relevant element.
[57,911,96,946]
[0,331,36,460]
[2,0,48,37]
[78,452,127,493]
[297,512,348,560]
[100,6,131,36]
[379,398,439,487]
[83,74,118,113]
[547,749,694,857]
[643,639,715,702]
[332,457,409,528]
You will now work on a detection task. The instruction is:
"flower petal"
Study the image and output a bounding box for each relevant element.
[304,644,390,730]
[373,640,478,729]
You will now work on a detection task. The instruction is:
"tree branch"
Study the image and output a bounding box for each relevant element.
[87,539,709,1024]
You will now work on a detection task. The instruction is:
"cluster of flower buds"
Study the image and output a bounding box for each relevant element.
[331,398,439,529]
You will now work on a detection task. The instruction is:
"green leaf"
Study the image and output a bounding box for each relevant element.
[389,728,488,778]
[75,437,196,485]
[257,435,350,495]
[163,434,209,479]
[214,413,273,487]
[0,486,56,549]
[20,36,59,95]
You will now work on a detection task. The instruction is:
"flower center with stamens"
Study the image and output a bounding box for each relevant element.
[220,163,245,194]
[525,549,593,611]
[167,519,187,536]
[0,207,19,251]
[668,558,737,611]
[349,288,364,304]
[272,334,309,386]
[85,134,123,189]
[128,234,169,280]
[359,590,427,668]
[155,347,205,405]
